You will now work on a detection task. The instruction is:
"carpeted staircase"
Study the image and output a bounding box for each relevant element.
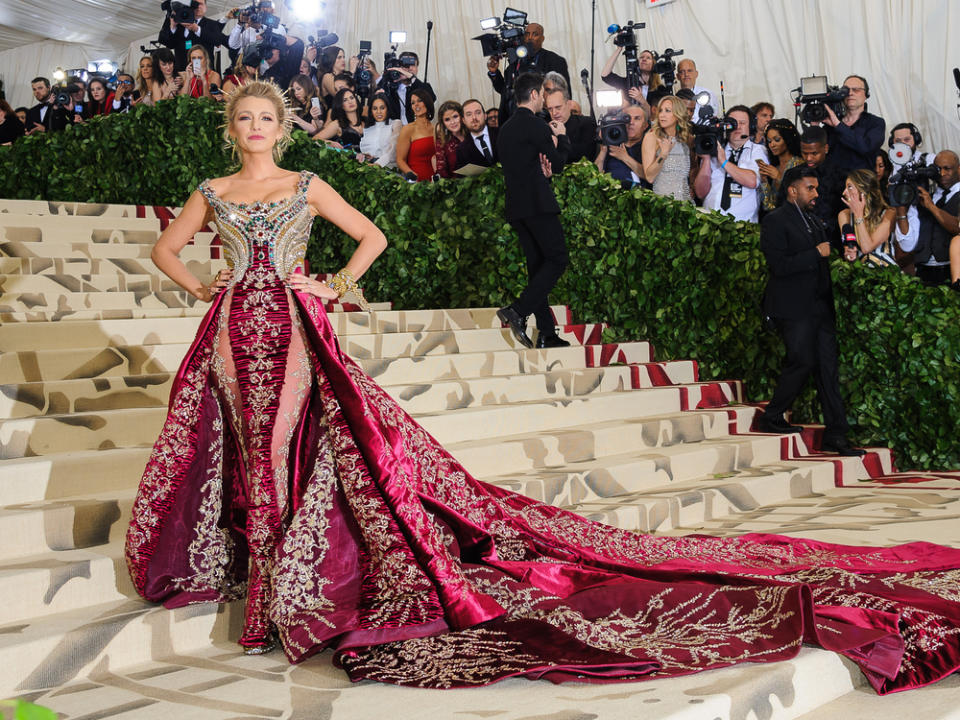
[1,200,958,719]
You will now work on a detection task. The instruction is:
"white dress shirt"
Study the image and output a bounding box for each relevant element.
[703,140,768,223]
[895,181,960,264]
[359,120,401,168]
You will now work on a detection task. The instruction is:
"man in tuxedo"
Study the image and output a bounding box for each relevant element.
[486,22,570,123]
[756,165,864,456]
[25,77,69,134]
[158,0,228,72]
[799,127,844,242]
[544,87,596,163]
[455,99,498,169]
[496,72,571,349]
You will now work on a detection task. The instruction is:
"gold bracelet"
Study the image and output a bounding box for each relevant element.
[329,268,371,311]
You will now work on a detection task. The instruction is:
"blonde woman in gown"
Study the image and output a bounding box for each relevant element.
[126,80,960,692]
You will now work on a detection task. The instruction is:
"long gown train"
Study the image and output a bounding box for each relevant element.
[126,170,960,692]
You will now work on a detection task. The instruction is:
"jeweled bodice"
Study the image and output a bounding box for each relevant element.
[198,170,315,281]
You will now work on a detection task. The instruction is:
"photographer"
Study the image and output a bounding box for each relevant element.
[694,105,768,223]
[25,77,69,134]
[821,75,885,173]
[377,51,435,125]
[545,87,596,163]
[226,1,286,59]
[487,22,569,124]
[600,46,665,114]
[258,33,305,89]
[594,105,647,186]
[895,150,960,286]
[677,59,716,124]
[158,0,229,73]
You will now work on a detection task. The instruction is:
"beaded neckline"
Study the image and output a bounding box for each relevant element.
[203,170,310,211]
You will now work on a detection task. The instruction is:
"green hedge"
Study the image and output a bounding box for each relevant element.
[3,98,958,470]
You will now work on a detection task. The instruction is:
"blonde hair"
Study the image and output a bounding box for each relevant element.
[845,169,890,231]
[187,44,212,70]
[653,95,692,146]
[222,80,293,163]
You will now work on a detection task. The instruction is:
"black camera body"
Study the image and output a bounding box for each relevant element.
[796,76,849,125]
[53,87,73,107]
[474,7,529,64]
[161,0,196,25]
[608,21,647,104]
[600,112,629,146]
[692,104,737,157]
[888,164,941,207]
[651,47,683,93]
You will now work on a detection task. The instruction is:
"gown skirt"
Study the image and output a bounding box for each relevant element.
[126,178,960,692]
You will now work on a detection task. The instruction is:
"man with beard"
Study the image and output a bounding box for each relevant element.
[756,166,864,456]
[455,99,499,169]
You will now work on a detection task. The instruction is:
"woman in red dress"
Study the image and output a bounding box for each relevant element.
[396,87,436,181]
[127,79,960,693]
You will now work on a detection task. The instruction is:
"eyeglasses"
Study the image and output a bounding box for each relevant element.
[843,86,866,94]
[119,80,132,85]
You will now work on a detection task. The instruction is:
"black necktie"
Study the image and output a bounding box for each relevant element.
[720,146,745,210]
[478,134,492,162]
[935,191,948,209]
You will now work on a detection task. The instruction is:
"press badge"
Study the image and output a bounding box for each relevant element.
[727,181,743,199]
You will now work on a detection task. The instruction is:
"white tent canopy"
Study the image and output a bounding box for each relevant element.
[2,0,959,151]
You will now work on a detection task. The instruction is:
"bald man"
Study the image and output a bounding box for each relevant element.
[486,21,570,123]
[676,58,717,124]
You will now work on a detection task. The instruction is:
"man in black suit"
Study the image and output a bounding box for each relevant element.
[799,127,845,243]
[376,52,436,125]
[158,0,229,72]
[25,77,69,135]
[455,99,498,170]
[756,166,864,456]
[259,34,305,90]
[486,22,570,124]
[544,87,596,163]
[496,72,571,349]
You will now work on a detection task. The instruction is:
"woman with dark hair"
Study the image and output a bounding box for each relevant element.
[757,118,802,214]
[314,87,364,148]
[359,92,400,167]
[318,45,346,108]
[874,149,893,197]
[289,74,322,135]
[153,48,182,101]
[135,56,156,106]
[433,100,465,179]
[0,98,26,144]
[396,87,435,181]
[86,77,115,117]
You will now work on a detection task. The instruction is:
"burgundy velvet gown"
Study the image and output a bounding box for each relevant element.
[126,169,960,692]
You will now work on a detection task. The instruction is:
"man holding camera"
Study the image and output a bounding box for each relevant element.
[487,23,570,124]
[757,165,864,456]
[496,72,571,350]
[820,75,884,173]
[376,51,435,125]
[25,77,70,134]
[158,0,229,72]
[544,87,596,163]
[227,1,286,62]
[694,105,767,223]
[594,105,647,186]
[895,151,960,286]
[258,33,304,90]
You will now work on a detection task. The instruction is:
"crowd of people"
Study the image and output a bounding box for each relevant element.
[2,1,958,289]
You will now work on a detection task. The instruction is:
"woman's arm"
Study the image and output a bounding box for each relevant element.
[642,133,672,182]
[395,125,414,175]
[177,70,191,96]
[314,119,342,142]
[286,177,388,299]
[320,72,336,99]
[856,208,895,254]
[151,190,229,301]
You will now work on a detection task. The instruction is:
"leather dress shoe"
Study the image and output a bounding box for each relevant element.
[754,413,803,434]
[497,306,533,348]
[819,437,866,456]
[536,333,570,349]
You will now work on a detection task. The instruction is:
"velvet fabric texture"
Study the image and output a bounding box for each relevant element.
[126,171,960,691]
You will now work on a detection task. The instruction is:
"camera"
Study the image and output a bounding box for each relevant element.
[600,113,629,146]
[473,7,529,64]
[691,101,736,156]
[607,21,647,104]
[161,0,196,25]
[353,40,374,102]
[795,75,849,125]
[888,164,941,207]
[651,47,683,93]
[53,87,74,107]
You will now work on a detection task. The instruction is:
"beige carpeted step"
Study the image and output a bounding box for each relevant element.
[0,199,151,217]
[0,255,225,277]
[1,272,192,293]
[1,239,215,262]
